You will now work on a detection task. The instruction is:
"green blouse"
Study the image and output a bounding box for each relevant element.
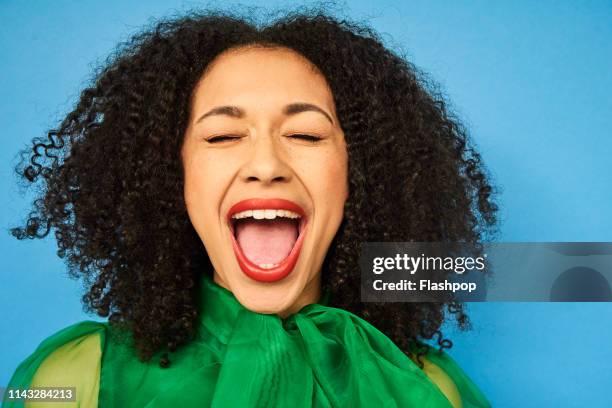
[3,274,491,407]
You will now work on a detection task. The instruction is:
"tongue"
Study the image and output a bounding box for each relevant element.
[235,219,298,265]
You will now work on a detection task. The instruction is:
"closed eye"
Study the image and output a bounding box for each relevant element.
[288,134,323,143]
[205,135,242,143]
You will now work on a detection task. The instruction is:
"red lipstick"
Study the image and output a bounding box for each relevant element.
[227,198,308,283]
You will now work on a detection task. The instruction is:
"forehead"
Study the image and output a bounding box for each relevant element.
[192,46,335,112]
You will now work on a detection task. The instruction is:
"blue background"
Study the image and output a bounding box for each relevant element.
[1,1,611,406]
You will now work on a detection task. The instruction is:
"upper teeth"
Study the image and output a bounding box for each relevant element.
[231,209,301,220]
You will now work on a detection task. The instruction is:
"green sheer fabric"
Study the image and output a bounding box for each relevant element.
[3,274,491,407]
[3,322,104,408]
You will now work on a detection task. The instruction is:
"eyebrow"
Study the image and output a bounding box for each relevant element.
[195,102,334,125]
[283,103,334,125]
[196,105,244,123]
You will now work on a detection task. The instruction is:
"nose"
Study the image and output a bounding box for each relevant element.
[239,133,292,185]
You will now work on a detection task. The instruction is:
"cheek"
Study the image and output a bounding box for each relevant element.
[325,158,349,202]
[182,150,232,229]
[304,147,349,215]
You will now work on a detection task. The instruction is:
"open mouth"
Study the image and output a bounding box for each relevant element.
[227,198,308,283]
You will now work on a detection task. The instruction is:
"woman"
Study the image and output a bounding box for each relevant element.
[5,8,497,408]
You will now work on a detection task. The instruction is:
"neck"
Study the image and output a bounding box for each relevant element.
[277,274,322,319]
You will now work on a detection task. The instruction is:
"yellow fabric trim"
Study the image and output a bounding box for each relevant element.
[25,332,101,408]
[422,356,463,408]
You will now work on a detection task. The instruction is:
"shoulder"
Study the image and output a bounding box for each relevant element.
[422,355,463,408]
[3,320,107,408]
[420,345,492,408]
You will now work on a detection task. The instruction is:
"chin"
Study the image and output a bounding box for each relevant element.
[224,269,310,315]
[204,196,331,315]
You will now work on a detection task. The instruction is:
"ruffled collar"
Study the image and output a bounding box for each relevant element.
[95,273,490,407]
[192,273,488,407]
[197,273,329,343]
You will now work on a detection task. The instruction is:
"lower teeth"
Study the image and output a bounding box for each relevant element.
[259,263,279,269]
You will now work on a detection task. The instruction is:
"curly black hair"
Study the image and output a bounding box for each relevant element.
[10,6,498,368]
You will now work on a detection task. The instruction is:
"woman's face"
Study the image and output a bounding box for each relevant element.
[182,46,348,317]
